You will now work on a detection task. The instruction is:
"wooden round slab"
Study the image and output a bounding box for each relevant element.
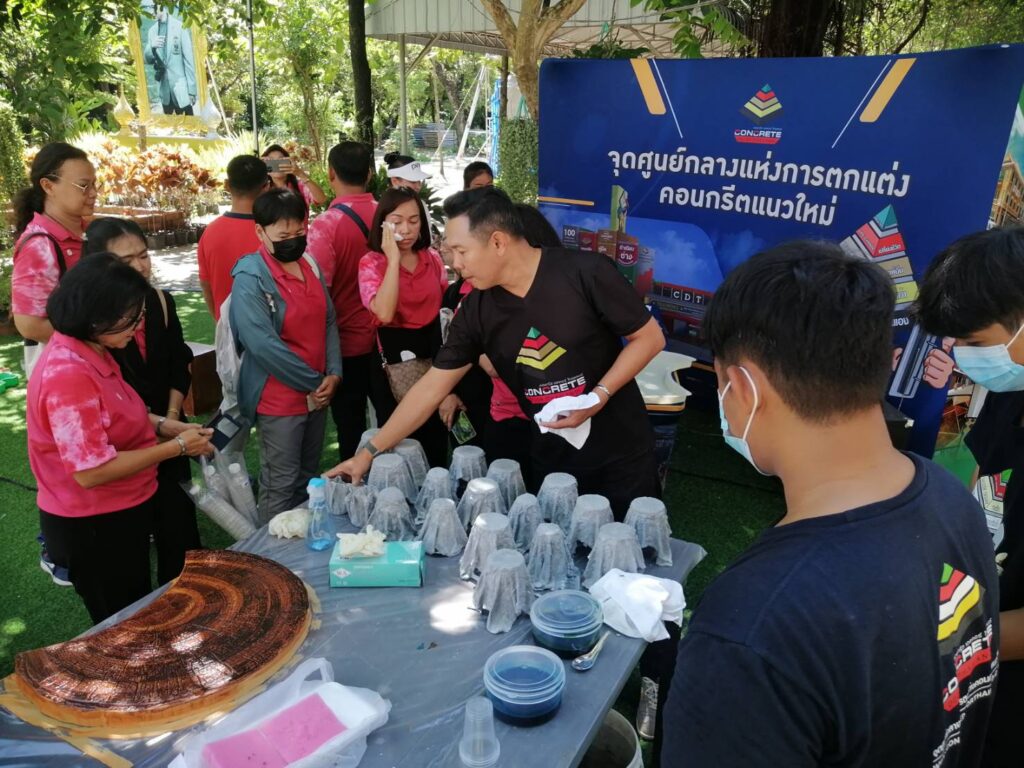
[13,550,311,734]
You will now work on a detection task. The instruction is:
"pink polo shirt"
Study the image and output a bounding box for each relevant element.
[358,248,447,329]
[12,213,84,316]
[256,248,328,417]
[27,332,158,517]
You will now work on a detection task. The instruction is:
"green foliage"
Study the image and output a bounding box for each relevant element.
[571,24,650,59]
[0,98,27,211]
[0,255,11,315]
[497,118,538,205]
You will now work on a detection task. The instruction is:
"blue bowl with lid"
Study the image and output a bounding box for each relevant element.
[483,645,565,725]
[530,590,604,657]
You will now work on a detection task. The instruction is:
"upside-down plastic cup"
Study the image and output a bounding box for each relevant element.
[458,696,500,768]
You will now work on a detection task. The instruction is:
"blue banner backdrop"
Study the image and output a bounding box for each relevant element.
[537,46,1024,456]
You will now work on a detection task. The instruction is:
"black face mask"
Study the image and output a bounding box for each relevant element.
[270,234,307,263]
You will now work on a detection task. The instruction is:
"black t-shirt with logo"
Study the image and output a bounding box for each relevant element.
[434,248,654,472]
[661,454,999,768]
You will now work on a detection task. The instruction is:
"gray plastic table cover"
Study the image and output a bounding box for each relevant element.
[0,526,705,768]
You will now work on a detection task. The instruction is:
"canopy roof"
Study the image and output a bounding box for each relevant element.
[366,0,730,57]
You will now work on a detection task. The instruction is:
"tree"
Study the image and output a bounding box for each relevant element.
[479,0,588,118]
[349,0,373,145]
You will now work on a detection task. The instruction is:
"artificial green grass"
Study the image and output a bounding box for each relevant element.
[0,290,783,757]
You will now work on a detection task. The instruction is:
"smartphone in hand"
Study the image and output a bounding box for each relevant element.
[203,412,244,452]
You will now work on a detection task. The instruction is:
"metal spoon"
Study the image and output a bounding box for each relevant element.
[571,631,611,672]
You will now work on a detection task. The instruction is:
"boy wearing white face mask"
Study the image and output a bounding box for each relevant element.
[662,241,998,768]
[917,226,1024,768]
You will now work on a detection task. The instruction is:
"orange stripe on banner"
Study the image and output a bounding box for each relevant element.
[537,196,595,207]
[860,59,915,123]
[631,59,667,115]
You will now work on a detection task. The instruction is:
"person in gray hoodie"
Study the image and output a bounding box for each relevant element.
[230,188,342,518]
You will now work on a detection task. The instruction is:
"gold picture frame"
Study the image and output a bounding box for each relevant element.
[127,2,210,132]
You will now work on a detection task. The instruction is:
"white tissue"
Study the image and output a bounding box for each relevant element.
[268,507,311,539]
[533,393,601,449]
[337,525,387,558]
[588,569,685,642]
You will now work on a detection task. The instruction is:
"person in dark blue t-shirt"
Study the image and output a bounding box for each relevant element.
[661,241,999,768]
[916,226,1024,768]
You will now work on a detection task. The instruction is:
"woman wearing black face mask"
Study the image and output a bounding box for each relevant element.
[229,188,342,518]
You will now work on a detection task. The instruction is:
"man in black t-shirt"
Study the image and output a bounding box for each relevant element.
[328,187,666,516]
[661,242,998,767]
[916,226,1024,768]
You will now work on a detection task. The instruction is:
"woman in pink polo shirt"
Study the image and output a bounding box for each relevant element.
[359,187,456,467]
[27,255,213,624]
[12,142,95,379]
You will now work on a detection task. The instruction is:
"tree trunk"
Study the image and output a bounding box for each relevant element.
[756,0,836,57]
[349,0,374,146]
[499,55,509,120]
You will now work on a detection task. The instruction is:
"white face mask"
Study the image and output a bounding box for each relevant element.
[717,366,771,476]
[953,323,1024,393]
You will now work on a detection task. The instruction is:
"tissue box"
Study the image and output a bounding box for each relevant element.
[329,541,425,588]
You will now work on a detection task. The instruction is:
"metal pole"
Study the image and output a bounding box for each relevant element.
[457,64,485,163]
[399,34,408,155]
[247,0,259,154]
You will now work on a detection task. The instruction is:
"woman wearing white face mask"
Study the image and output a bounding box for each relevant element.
[916,226,1024,767]
[84,218,199,585]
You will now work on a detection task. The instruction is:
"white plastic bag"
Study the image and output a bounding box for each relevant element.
[176,658,391,768]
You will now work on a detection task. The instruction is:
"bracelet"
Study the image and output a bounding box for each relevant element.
[365,440,381,458]
[595,384,612,400]
[167,408,180,417]
[156,417,167,437]
[175,436,187,456]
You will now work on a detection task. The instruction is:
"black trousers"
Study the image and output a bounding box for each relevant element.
[152,459,202,586]
[532,447,661,521]
[40,499,155,625]
[483,416,534,488]
[330,352,395,461]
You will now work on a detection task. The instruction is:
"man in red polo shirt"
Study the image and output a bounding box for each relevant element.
[307,141,391,460]
[197,155,268,319]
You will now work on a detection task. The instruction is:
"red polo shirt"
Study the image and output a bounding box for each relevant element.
[12,213,84,316]
[27,332,158,517]
[307,193,379,356]
[358,248,447,329]
[256,248,328,416]
[197,212,261,320]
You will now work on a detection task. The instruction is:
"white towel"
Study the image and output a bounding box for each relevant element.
[533,392,601,450]
[589,569,685,642]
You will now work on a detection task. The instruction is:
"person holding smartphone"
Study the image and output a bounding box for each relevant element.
[84,217,200,585]
[28,255,214,624]
[229,188,342,519]
[262,145,327,214]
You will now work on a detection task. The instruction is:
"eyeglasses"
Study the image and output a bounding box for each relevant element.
[47,175,100,194]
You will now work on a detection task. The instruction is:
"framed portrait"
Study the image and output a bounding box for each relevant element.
[128,1,211,131]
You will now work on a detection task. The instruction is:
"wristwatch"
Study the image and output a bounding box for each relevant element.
[365,440,381,458]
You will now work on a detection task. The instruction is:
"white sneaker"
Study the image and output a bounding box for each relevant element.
[636,676,659,741]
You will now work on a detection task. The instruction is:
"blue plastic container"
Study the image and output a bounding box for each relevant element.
[530,590,604,657]
[483,646,565,725]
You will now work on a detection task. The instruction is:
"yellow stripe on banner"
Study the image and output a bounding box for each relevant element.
[630,59,667,115]
[860,59,915,123]
[537,196,595,207]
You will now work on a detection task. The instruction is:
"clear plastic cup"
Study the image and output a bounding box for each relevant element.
[459,696,500,767]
